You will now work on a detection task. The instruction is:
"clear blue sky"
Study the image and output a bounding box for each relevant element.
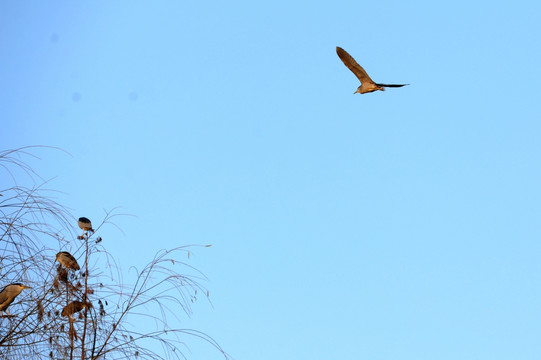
[2,1,541,359]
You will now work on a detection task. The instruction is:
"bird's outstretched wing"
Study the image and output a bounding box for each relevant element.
[336,47,375,85]
[375,83,409,88]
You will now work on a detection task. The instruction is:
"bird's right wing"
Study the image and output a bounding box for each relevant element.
[375,83,409,88]
[336,47,375,84]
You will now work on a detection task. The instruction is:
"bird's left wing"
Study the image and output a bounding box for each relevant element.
[336,47,375,84]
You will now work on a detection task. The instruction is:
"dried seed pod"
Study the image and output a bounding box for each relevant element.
[37,300,44,322]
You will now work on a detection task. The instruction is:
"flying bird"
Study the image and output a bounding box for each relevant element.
[0,283,31,316]
[56,251,80,270]
[336,46,408,94]
[78,217,94,238]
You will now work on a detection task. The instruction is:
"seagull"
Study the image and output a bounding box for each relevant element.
[336,46,408,94]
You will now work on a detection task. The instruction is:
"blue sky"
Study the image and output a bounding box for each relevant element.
[2,1,541,359]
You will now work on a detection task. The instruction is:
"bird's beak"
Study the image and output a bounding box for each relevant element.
[23,285,32,289]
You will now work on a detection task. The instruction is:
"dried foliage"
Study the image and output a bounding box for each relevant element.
[0,147,229,359]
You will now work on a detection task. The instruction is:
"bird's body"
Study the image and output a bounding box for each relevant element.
[0,283,31,315]
[336,46,408,94]
[78,217,94,238]
[62,301,88,317]
[78,217,93,232]
[56,251,80,270]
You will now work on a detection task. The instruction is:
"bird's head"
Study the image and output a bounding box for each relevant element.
[354,86,362,94]
[78,217,91,225]
[56,251,69,259]
[9,283,32,292]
